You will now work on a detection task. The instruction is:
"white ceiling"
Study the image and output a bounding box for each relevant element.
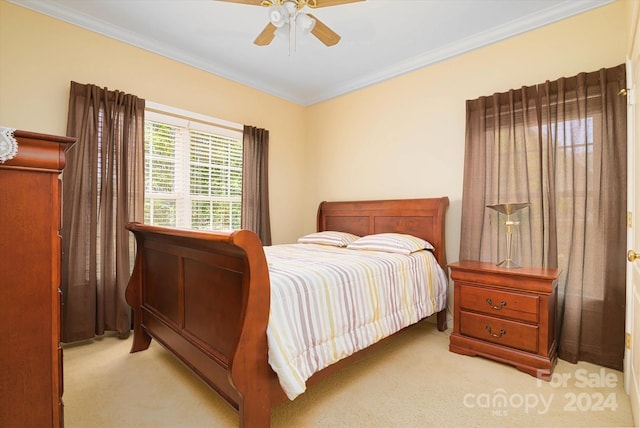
[10,0,614,106]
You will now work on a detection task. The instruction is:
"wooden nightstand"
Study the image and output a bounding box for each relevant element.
[448,260,561,380]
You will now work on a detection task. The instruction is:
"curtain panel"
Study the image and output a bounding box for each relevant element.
[460,64,627,370]
[242,125,272,246]
[62,81,145,342]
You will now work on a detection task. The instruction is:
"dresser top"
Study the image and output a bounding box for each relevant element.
[1,130,75,171]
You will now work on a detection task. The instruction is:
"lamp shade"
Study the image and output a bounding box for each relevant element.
[486,202,530,215]
[297,13,316,33]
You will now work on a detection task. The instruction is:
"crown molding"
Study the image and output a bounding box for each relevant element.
[304,0,615,105]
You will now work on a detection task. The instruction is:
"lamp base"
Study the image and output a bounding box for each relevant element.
[496,258,522,269]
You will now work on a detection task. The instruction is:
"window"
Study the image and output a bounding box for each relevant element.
[144,105,243,231]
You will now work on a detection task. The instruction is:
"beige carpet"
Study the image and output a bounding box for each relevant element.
[63,320,635,427]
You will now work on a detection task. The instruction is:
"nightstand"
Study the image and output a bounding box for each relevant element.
[448,260,561,380]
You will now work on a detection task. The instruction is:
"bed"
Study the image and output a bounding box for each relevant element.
[125,197,449,428]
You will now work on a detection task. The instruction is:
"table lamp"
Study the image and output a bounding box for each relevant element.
[486,202,530,268]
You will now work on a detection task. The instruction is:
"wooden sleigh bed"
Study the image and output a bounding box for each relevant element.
[125,197,449,428]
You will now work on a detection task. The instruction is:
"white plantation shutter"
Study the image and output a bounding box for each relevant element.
[144,120,180,226]
[144,106,242,230]
[189,130,242,230]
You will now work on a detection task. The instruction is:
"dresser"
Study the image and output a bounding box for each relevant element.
[0,130,74,427]
[448,260,561,380]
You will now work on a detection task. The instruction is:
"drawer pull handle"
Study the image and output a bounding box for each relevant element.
[486,298,507,310]
[485,325,506,338]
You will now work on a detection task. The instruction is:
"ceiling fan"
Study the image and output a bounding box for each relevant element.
[218,0,365,48]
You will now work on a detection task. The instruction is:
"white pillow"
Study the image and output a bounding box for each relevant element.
[347,233,434,255]
[297,231,361,247]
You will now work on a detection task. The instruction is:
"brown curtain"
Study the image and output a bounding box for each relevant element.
[61,81,145,342]
[241,125,271,245]
[460,64,627,370]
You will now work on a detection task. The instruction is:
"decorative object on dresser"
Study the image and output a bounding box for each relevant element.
[0,130,75,427]
[485,202,530,268]
[0,127,19,162]
[448,260,561,380]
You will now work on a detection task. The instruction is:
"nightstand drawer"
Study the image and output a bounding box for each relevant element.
[459,284,539,323]
[460,311,538,353]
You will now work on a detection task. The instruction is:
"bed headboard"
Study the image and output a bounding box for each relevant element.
[316,197,449,268]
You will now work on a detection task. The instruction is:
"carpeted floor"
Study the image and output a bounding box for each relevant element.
[63,320,635,427]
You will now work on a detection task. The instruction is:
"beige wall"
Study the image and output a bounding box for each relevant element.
[0,0,308,245]
[0,0,629,258]
[306,0,629,265]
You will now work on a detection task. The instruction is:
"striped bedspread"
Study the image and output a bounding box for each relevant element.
[264,243,448,400]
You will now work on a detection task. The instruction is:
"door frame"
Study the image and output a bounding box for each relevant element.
[625,3,639,425]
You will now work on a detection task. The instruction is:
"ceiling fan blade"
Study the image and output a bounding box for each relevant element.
[307,14,340,46]
[214,0,265,5]
[311,0,365,8]
[254,22,277,46]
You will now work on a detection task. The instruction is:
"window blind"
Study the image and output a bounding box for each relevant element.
[144,107,242,230]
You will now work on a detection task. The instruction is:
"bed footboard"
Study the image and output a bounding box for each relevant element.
[125,223,272,428]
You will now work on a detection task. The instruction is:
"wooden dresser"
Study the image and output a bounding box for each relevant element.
[0,130,74,427]
[448,260,561,380]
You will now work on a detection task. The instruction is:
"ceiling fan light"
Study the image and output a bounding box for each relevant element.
[274,25,288,39]
[269,5,289,28]
[297,13,316,33]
